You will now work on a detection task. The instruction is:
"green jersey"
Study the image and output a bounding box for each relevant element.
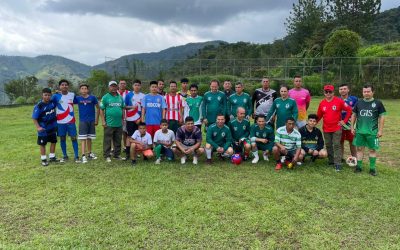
[100,93,125,127]
[229,118,250,141]
[206,124,232,150]
[250,124,275,142]
[227,92,252,117]
[202,91,227,124]
[267,97,298,128]
[186,95,203,125]
[353,98,386,135]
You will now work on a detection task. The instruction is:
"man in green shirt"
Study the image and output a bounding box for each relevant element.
[202,80,227,127]
[250,116,275,164]
[186,84,203,130]
[266,85,298,129]
[100,81,126,162]
[227,82,252,120]
[229,107,251,161]
[205,114,233,164]
[351,84,386,176]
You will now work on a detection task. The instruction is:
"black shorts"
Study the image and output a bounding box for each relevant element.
[126,121,139,136]
[37,133,57,146]
[78,121,96,139]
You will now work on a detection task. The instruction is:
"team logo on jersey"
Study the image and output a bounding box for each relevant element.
[243,125,246,130]
[213,132,217,136]
[221,132,225,137]
[256,132,259,136]
[157,98,161,103]
[217,96,221,101]
[285,104,290,109]
[208,97,212,101]
[234,127,238,131]
[263,133,266,137]
[332,105,337,110]
[372,102,376,108]
[243,99,247,103]
[323,107,326,111]
[277,104,280,108]
[349,101,353,105]
[233,99,237,103]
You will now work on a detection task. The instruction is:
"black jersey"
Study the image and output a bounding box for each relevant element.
[252,88,277,116]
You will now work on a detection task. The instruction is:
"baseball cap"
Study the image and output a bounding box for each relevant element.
[108,81,117,86]
[323,85,334,91]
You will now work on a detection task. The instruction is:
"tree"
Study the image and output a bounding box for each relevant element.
[323,29,361,57]
[4,76,40,102]
[86,70,112,97]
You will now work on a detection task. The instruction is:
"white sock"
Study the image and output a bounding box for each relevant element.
[205,148,212,159]
[41,155,47,160]
[49,153,55,158]
[252,151,259,159]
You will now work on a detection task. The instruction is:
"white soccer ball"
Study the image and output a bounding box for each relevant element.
[346,156,357,167]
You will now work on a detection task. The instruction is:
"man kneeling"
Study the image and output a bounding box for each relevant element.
[205,114,233,164]
[250,116,275,164]
[128,122,154,166]
[175,116,204,165]
[299,114,327,163]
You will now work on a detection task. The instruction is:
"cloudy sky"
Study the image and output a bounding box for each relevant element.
[0,0,398,66]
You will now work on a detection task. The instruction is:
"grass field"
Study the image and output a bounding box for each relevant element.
[0,98,399,249]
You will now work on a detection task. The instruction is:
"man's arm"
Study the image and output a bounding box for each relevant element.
[32,119,44,132]
[206,127,219,149]
[377,115,385,138]
[292,100,298,121]
[342,102,352,124]
[223,128,233,151]
[99,109,106,127]
[95,103,100,125]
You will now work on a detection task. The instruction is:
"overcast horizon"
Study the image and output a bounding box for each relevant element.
[0,0,398,66]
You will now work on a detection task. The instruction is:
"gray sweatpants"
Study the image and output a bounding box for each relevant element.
[324,130,342,165]
[103,126,122,158]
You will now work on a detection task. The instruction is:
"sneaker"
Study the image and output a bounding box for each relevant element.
[369,169,377,176]
[114,156,126,161]
[74,157,81,163]
[88,152,97,160]
[82,155,88,164]
[131,160,136,166]
[243,155,249,161]
[296,161,302,166]
[49,157,59,163]
[252,157,259,164]
[280,156,286,163]
[206,159,212,165]
[155,158,161,164]
[181,156,187,164]
[193,156,198,165]
[106,157,112,163]
[263,154,269,161]
[354,167,362,173]
[335,164,342,172]
[41,160,49,167]
[275,163,282,171]
[59,156,69,163]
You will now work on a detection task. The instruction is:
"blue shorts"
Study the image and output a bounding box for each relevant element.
[57,123,77,137]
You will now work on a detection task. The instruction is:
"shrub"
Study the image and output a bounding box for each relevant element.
[14,96,27,105]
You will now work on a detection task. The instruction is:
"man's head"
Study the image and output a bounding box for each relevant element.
[223,80,232,91]
[216,113,225,127]
[108,81,118,94]
[362,84,374,100]
[184,116,195,132]
[262,77,270,90]
[235,82,244,95]
[293,75,302,89]
[58,79,70,93]
[236,107,246,121]
[42,88,52,102]
[160,119,168,132]
[338,83,350,97]
[138,122,147,135]
[181,78,189,90]
[119,80,127,91]
[79,84,89,95]
[285,117,296,132]
[280,85,289,98]
[133,79,141,92]
[256,115,266,127]
[307,114,318,129]
[150,81,158,94]
[169,80,177,94]
[158,79,165,92]
[323,84,335,100]
[210,80,219,92]
[189,84,198,97]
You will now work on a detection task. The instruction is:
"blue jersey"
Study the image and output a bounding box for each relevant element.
[341,95,358,129]
[32,101,57,136]
[142,94,167,125]
[76,95,98,122]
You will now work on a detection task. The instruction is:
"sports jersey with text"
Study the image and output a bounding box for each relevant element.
[176,125,202,146]
[202,91,227,124]
[76,95,98,122]
[186,95,203,125]
[51,92,77,124]
[32,101,57,136]
[353,99,386,135]
[227,92,252,117]
[142,94,167,125]
[206,124,232,150]
[252,88,277,116]
[125,91,145,122]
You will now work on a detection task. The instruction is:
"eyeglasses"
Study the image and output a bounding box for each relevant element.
[324,90,333,94]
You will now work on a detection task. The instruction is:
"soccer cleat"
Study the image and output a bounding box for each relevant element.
[82,155,88,164]
[49,157,59,163]
[106,157,112,163]
[263,153,269,161]
[181,156,187,164]
[155,158,161,164]
[252,157,259,164]
[335,164,342,172]
[88,152,97,160]
[41,160,49,167]
[275,163,282,171]
[354,167,362,173]
[74,157,81,163]
[206,159,212,165]
[193,156,198,165]
[369,169,377,176]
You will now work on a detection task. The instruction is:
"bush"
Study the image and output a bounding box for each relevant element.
[14,96,27,105]
[323,29,361,57]
[26,96,39,104]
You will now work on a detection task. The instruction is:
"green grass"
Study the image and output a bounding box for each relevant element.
[0,99,399,248]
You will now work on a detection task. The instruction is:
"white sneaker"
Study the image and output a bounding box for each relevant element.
[263,154,269,161]
[297,161,302,166]
[280,156,286,163]
[252,156,259,164]
[88,152,97,160]
[192,156,198,165]
[82,156,88,164]
[155,158,161,164]
[106,157,112,163]
[181,156,187,164]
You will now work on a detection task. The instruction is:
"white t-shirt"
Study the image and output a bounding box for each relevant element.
[153,129,175,145]
[131,130,152,146]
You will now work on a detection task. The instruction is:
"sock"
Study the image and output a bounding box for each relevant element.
[369,157,376,171]
[72,140,79,158]
[154,145,162,159]
[252,151,259,159]
[206,148,212,159]
[60,140,67,157]
[126,146,130,157]
[357,160,363,169]
[244,152,249,157]
[49,153,55,158]
[41,155,47,160]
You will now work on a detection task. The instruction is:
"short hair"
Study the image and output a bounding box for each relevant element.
[138,122,146,127]
[169,80,177,86]
[256,115,266,122]
[363,84,374,92]
[235,82,243,87]
[133,79,142,85]
[119,79,126,83]
[149,81,158,86]
[42,88,52,94]
[79,83,89,89]
[210,79,219,85]
[189,84,198,90]
[157,79,164,83]
[180,78,189,83]
[216,113,225,118]
[339,83,349,88]
[185,116,194,123]
[280,84,289,91]
[294,75,302,79]
[308,114,318,120]
[58,79,70,86]
[286,117,296,123]
[160,119,168,124]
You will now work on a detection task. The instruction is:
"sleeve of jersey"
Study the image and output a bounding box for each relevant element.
[32,105,39,119]
[296,134,302,149]
[206,126,219,149]
[266,101,276,121]
[223,127,233,151]
[342,101,352,123]
[153,131,160,143]
[317,129,324,150]
[316,103,323,123]
[201,95,207,119]
[161,98,167,109]
[125,93,132,106]
[246,95,253,116]
[274,130,281,144]
[147,134,153,145]
[268,128,275,143]
[227,96,232,116]
[292,100,298,121]
[378,101,387,115]
[100,97,106,110]
[222,94,227,116]
[171,131,176,142]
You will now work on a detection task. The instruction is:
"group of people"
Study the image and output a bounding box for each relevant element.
[32,76,386,175]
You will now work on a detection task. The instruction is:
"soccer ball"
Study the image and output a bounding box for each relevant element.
[346,156,357,167]
[231,154,242,165]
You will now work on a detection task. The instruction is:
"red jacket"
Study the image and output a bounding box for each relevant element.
[317,96,352,132]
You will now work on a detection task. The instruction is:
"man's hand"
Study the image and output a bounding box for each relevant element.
[203,119,208,126]
[216,147,224,153]
[377,131,383,138]
[36,126,45,132]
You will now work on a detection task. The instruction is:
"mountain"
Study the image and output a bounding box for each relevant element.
[369,7,400,44]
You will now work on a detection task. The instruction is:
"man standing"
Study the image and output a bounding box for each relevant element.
[229,107,251,161]
[252,77,277,120]
[202,80,227,128]
[100,81,126,162]
[339,83,358,160]
[51,79,80,163]
[223,80,234,123]
[317,85,352,171]
[186,84,203,130]
[266,85,298,129]
[351,84,386,176]
[165,81,184,133]
[175,116,204,165]
[178,78,190,98]
[142,81,167,138]
[118,79,129,147]
[227,82,252,120]
[205,114,233,164]
[289,76,311,128]
[157,79,166,96]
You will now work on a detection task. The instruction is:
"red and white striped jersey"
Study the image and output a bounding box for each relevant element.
[118,90,129,101]
[165,94,183,121]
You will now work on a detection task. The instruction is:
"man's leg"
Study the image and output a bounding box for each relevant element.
[324,132,334,165]
[103,126,113,158]
[333,130,342,166]
[113,127,123,158]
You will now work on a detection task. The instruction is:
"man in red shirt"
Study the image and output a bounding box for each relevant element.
[317,85,352,171]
